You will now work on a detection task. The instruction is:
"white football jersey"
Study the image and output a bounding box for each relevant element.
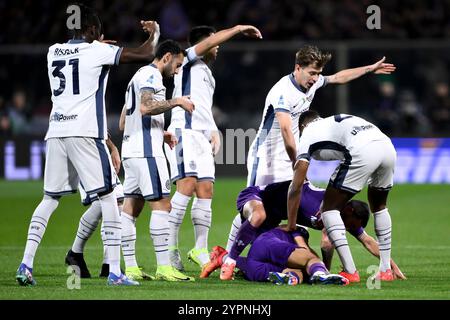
[121,64,166,158]
[169,46,218,132]
[297,114,390,162]
[249,74,327,162]
[45,39,122,140]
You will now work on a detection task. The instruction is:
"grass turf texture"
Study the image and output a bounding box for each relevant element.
[0,179,449,300]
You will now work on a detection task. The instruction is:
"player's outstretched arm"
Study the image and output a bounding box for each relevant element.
[120,21,160,64]
[325,56,396,85]
[285,160,309,231]
[140,89,195,116]
[358,232,406,279]
[193,25,262,57]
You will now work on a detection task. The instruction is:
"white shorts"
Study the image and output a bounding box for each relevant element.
[79,173,124,206]
[246,152,293,187]
[165,128,215,183]
[122,157,171,201]
[330,139,396,193]
[44,137,115,197]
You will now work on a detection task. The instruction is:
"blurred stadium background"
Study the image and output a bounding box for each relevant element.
[0,0,449,300]
[1,0,450,181]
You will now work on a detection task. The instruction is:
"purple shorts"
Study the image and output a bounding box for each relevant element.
[236,229,298,282]
[236,186,263,214]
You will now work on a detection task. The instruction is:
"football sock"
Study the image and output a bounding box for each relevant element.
[308,262,329,275]
[98,192,121,276]
[226,214,242,253]
[168,192,190,249]
[100,222,108,264]
[322,210,357,274]
[373,208,392,272]
[150,210,170,266]
[191,198,212,265]
[71,200,102,253]
[228,219,258,260]
[22,195,59,268]
[121,212,138,268]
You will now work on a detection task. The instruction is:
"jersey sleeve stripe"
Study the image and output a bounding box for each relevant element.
[114,47,123,65]
[274,108,290,113]
[95,66,110,139]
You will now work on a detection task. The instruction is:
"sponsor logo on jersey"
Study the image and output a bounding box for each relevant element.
[54,48,79,56]
[123,135,130,142]
[165,179,171,190]
[50,112,78,122]
[351,124,374,135]
[189,160,197,170]
[306,95,313,102]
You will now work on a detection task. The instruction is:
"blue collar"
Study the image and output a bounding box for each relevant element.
[149,63,158,69]
[67,39,87,44]
[289,73,307,93]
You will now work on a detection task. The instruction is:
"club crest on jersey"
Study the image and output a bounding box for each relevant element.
[278,95,285,106]
[189,160,197,170]
[50,112,78,122]
[165,179,171,190]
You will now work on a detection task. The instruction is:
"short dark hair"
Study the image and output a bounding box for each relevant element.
[295,45,332,69]
[188,26,216,46]
[299,110,320,128]
[349,200,370,228]
[155,40,184,59]
[70,3,102,36]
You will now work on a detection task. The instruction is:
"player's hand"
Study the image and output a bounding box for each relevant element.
[210,131,221,156]
[164,131,178,150]
[141,20,160,38]
[278,224,296,232]
[391,260,407,280]
[110,147,121,174]
[370,56,396,74]
[237,25,263,39]
[99,34,117,45]
[176,96,195,114]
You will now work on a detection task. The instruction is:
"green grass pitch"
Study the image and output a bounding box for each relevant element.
[0,179,449,300]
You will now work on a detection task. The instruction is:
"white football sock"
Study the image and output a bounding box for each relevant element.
[168,192,190,249]
[150,210,170,266]
[373,208,392,272]
[100,222,108,264]
[22,195,59,268]
[121,212,138,268]
[322,210,357,274]
[71,200,102,253]
[98,192,121,276]
[191,198,212,265]
[226,214,242,253]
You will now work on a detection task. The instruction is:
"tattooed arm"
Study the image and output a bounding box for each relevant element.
[139,89,195,115]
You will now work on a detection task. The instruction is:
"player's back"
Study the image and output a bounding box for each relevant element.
[121,64,166,159]
[299,114,389,161]
[170,52,217,131]
[46,40,122,140]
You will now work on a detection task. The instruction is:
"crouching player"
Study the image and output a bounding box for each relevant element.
[206,180,406,281]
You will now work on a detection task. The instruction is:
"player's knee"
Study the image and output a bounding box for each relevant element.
[250,209,266,226]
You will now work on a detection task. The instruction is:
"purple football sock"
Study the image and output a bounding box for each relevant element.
[228,220,258,260]
[308,262,328,276]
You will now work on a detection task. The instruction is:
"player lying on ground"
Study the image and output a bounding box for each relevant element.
[204,227,348,285]
[205,180,405,281]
